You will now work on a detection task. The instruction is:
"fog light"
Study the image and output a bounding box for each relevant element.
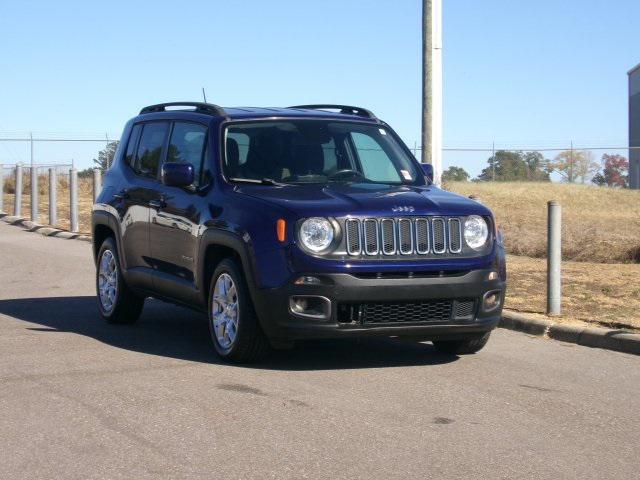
[483,290,502,311]
[487,271,499,281]
[289,296,331,319]
[294,275,322,285]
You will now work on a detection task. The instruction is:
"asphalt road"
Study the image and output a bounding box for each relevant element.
[1,221,639,480]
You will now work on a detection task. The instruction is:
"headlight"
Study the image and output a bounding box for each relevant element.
[299,217,334,252]
[464,215,489,250]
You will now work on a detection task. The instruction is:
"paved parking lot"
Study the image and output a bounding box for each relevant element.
[1,221,639,479]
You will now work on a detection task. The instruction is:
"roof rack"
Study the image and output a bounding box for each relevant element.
[288,104,377,119]
[139,102,227,117]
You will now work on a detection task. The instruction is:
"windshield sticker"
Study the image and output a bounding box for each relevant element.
[400,170,412,181]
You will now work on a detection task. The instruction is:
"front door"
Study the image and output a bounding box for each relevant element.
[148,121,208,301]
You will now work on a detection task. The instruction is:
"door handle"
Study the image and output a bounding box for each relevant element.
[149,199,166,209]
[113,189,129,200]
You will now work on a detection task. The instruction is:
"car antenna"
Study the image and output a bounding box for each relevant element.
[201,87,207,103]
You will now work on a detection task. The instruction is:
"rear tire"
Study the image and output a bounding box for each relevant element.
[208,258,269,362]
[96,237,145,324]
[432,332,491,355]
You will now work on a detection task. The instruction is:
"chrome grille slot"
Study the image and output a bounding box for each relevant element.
[415,218,429,254]
[398,218,413,255]
[380,219,396,255]
[449,218,462,253]
[345,219,361,255]
[432,218,446,254]
[340,216,467,257]
[363,219,379,255]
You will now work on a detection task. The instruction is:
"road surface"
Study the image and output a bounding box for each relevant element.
[0,220,639,479]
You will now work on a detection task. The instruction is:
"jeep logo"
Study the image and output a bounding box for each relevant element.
[392,206,415,213]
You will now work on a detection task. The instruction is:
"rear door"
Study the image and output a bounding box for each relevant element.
[119,121,170,281]
[148,120,209,300]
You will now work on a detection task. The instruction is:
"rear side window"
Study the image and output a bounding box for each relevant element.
[166,122,207,187]
[125,124,142,167]
[133,122,169,178]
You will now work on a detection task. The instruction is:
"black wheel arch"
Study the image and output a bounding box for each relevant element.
[197,229,261,309]
[92,210,124,269]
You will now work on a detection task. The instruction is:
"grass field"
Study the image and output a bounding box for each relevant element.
[447,181,640,263]
[3,179,640,331]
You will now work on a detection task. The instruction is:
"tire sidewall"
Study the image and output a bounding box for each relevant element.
[96,237,122,320]
[208,260,245,358]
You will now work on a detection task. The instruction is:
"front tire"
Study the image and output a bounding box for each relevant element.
[96,237,144,324]
[208,258,269,362]
[432,332,491,355]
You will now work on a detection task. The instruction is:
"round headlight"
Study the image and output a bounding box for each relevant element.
[464,215,489,250]
[299,217,334,252]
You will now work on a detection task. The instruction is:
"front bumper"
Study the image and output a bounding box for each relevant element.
[251,268,505,341]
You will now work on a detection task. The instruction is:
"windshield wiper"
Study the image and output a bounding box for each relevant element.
[229,177,286,186]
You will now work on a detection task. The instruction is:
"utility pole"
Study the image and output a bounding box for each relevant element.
[422,0,443,185]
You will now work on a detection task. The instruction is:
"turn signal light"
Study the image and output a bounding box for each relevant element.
[277,219,286,242]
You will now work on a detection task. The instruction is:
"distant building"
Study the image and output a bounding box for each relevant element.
[630,63,640,189]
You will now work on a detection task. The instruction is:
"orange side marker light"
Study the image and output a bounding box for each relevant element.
[277,219,286,242]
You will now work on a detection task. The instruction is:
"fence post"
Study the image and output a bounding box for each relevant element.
[30,165,38,221]
[69,167,78,233]
[14,164,23,217]
[93,168,102,203]
[0,164,4,213]
[49,167,57,227]
[546,201,561,315]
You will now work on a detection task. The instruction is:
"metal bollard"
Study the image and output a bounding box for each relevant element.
[0,164,4,212]
[93,168,102,203]
[69,168,78,233]
[49,167,57,227]
[546,201,561,315]
[14,164,23,217]
[30,165,38,221]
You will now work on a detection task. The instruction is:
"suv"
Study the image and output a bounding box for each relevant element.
[92,102,506,362]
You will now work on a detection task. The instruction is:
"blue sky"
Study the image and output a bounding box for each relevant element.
[0,0,638,175]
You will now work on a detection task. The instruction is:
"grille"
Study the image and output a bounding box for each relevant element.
[432,218,446,253]
[363,219,379,254]
[381,219,395,255]
[337,299,476,325]
[345,219,360,255]
[344,216,466,257]
[449,218,462,253]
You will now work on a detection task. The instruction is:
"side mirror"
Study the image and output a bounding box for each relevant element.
[420,163,434,183]
[161,162,194,187]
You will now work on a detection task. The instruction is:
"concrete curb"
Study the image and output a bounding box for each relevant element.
[500,311,640,355]
[0,211,91,243]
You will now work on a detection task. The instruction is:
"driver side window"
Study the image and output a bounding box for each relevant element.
[166,122,207,188]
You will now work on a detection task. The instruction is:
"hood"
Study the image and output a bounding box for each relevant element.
[234,182,492,218]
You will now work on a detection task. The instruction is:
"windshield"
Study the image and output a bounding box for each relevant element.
[223,120,423,186]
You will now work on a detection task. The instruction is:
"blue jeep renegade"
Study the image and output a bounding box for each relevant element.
[92,102,506,362]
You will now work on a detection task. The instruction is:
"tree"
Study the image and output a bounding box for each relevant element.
[93,141,119,171]
[591,154,628,187]
[477,150,550,182]
[549,149,599,183]
[522,151,552,181]
[442,166,470,182]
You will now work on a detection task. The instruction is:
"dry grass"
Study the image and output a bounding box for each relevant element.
[505,254,640,331]
[447,181,640,263]
[3,177,93,233]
